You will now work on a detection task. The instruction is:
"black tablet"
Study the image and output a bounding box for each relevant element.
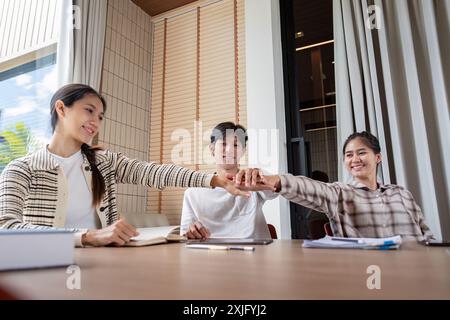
[186,238,273,245]
[422,240,450,247]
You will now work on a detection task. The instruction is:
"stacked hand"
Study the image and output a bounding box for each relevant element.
[233,168,281,192]
[211,169,280,194]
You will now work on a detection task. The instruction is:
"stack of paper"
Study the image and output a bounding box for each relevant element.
[302,235,402,250]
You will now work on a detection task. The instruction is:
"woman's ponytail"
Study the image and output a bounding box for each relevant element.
[81,143,105,207]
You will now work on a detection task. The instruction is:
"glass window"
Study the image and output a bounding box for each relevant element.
[0,0,59,172]
[294,0,336,182]
[280,0,335,239]
[0,54,56,172]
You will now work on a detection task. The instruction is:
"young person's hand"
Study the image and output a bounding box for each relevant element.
[82,218,139,247]
[260,175,282,192]
[232,168,280,192]
[210,175,251,197]
[184,221,210,239]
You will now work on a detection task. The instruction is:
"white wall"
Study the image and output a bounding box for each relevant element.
[245,0,291,239]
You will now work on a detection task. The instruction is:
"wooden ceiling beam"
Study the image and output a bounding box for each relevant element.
[132,0,198,16]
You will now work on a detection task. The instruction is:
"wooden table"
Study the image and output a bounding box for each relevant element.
[1,240,449,299]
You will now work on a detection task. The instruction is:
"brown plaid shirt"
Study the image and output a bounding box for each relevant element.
[279,174,433,240]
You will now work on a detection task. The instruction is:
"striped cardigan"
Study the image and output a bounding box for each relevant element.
[0,147,213,246]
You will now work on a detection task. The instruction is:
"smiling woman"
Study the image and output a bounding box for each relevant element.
[235,131,434,241]
[342,131,382,191]
[48,84,107,207]
[0,83,254,248]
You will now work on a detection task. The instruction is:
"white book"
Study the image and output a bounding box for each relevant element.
[0,229,75,271]
[126,226,186,247]
[302,235,402,250]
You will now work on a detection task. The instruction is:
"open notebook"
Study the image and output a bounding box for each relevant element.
[126,226,186,247]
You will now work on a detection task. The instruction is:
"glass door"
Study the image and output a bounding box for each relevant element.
[280,0,336,238]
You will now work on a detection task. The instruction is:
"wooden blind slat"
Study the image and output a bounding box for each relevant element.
[148,0,246,220]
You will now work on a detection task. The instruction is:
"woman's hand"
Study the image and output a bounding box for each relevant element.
[210,175,251,197]
[233,168,281,192]
[184,221,210,239]
[82,218,139,247]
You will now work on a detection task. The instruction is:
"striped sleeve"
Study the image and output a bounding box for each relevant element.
[111,152,213,189]
[279,174,340,218]
[0,161,81,242]
[0,160,51,230]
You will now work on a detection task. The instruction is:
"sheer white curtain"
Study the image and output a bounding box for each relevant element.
[56,0,107,91]
[334,0,450,240]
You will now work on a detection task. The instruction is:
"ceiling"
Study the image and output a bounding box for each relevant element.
[132,0,197,16]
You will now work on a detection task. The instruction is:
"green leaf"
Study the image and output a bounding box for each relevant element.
[0,121,44,169]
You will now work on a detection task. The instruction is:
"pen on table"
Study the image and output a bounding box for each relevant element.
[186,244,255,251]
[330,237,362,243]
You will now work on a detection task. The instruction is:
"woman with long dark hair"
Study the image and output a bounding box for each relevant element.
[237,131,433,240]
[0,83,250,247]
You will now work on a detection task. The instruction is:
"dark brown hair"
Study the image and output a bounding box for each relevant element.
[210,122,248,147]
[342,131,381,155]
[50,83,106,207]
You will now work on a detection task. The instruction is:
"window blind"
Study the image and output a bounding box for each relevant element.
[148,0,247,224]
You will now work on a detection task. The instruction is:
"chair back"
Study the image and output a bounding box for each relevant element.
[120,212,170,227]
[324,222,333,236]
[267,224,277,239]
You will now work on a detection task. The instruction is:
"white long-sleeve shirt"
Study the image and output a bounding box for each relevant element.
[180,188,278,239]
